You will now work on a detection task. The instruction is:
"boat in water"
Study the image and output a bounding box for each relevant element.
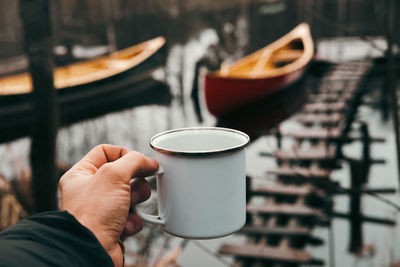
[0,36,166,95]
[0,36,171,143]
[204,23,314,117]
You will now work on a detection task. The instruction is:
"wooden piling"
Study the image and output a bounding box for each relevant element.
[386,0,400,191]
[19,0,58,212]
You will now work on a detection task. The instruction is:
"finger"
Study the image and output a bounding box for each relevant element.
[70,145,127,175]
[98,151,159,184]
[72,145,130,174]
[121,212,143,240]
[82,144,129,167]
[130,178,151,206]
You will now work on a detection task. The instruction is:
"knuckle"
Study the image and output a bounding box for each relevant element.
[131,151,146,163]
[98,162,115,175]
[135,153,147,165]
[93,144,106,152]
[92,144,111,155]
[129,151,147,166]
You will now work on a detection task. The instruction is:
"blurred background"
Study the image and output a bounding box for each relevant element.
[0,0,399,266]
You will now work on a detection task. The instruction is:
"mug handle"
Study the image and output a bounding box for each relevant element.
[133,166,166,226]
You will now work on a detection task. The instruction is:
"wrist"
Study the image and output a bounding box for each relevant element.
[75,215,123,267]
[78,216,110,250]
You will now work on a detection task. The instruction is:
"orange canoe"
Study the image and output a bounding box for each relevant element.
[0,37,170,143]
[0,36,166,96]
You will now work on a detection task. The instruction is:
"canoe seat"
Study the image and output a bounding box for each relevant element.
[271,50,303,62]
[218,243,312,263]
[105,60,133,69]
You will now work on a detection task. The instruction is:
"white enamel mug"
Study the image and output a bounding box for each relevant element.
[135,127,250,239]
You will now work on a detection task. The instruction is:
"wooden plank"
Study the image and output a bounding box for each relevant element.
[274,146,336,161]
[308,93,353,103]
[247,203,322,216]
[329,211,396,225]
[268,166,331,178]
[280,128,385,142]
[251,184,313,196]
[302,102,347,113]
[219,243,311,263]
[281,127,341,139]
[297,113,343,125]
[239,225,311,236]
[332,61,371,69]
[323,74,365,81]
[316,86,358,94]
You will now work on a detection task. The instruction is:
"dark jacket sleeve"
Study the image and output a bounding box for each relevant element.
[0,210,114,267]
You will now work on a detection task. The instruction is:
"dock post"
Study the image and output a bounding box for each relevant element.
[348,159,363,253]
[19,0,58,212]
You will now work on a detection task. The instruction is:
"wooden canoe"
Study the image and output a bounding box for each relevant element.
[0,36,166,96]
[0,37,171,144]
[204,23,314,117]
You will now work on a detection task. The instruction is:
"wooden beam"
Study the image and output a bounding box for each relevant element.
[268,166,331,179]
[251,184,316,197]
[280,127,385,143]
[274,146,336,161]
[297,113,344,125]
[219,243,311,263]
[302,102,347,113]
[247,203,322,217]
[329,211,396,226]
[308,93,353,102]
[280,127,341,139]
[19,0,58,212]
[239,225,311,236]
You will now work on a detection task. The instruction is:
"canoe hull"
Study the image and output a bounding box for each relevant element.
[0,39,170,144]
[203,23,313,117]
[204,67,305,117]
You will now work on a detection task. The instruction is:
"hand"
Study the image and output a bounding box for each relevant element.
[59,144,159,267]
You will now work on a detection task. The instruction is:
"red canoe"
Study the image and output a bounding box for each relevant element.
[204,23,314,117]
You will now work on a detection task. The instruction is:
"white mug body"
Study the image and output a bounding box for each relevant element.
[148,127,249,239]
[155,149,246,239]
